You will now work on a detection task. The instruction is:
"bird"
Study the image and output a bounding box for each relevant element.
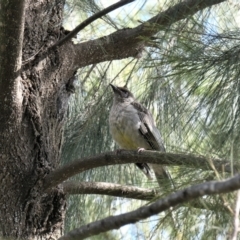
[109,83,172,187]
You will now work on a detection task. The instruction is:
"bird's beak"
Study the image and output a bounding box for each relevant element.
[109,84,119,93]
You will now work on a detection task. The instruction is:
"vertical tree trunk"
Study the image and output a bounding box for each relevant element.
[0,0,74,238]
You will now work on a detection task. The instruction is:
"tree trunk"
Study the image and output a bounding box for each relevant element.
[0,0,72,238]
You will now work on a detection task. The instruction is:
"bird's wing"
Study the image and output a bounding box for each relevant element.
[131,101,174,188]
[131,101,165,152]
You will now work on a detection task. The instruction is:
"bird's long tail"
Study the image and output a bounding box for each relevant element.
[151,164,175,189]
[135,163,174,190]
[135,163,153,180]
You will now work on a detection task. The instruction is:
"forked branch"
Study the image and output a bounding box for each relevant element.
[51,0,135,49]
[59,173,240,240]
[71,0,226,68]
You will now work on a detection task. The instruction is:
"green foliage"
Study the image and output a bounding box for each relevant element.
[62,0,240,239]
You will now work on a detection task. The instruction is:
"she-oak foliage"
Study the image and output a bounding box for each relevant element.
[0,0,240,239]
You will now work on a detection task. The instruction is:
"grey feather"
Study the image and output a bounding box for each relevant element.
[109,84,173,187]
[131,101,165,151]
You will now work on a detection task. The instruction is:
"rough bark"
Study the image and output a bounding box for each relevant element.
[0,0,25,131]
[0,0,72,239]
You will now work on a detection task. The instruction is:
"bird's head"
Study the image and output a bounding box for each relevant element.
[110,84,135,104]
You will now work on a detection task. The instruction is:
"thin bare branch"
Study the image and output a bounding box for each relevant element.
[25,0,226,71]
[43,150,238,191]
[62,181,233,213]
[59,174,240,240]
[71,0,226,68]
[51,0,135,49]
[63,181,156,200]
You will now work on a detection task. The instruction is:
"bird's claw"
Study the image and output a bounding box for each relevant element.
[137,147,146,153]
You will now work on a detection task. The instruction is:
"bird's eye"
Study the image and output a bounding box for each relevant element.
[121,90,129,98]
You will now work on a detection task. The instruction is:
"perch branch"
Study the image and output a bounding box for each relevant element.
[43,150,238,191]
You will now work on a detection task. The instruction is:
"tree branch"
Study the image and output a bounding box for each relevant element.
[63,181,156,200]
[59,174,240,240]
[71,0,226,68]
[62,181,234,213]
[43,150,237,191]
[50,0,135,49]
